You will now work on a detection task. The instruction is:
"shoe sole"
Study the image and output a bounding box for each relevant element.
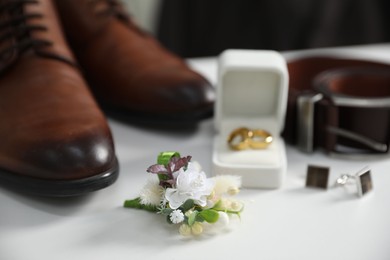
[0,158,119,197]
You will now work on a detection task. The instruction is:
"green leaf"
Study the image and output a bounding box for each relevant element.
[198,209,219,223]
[157,151,180,166]
[166,215,173,224]
[160,208,174,215]
[123,198,158,212]
[180,199,195,212]
[195,214,205,222]
[187,210,199,226]
[158,174,169,182]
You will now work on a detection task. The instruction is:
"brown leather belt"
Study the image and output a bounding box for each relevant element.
[282,56,390,157]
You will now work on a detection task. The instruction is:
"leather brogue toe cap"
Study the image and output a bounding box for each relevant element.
[157,79,215,111]
[0,128,118,197]
[21,130,117,181]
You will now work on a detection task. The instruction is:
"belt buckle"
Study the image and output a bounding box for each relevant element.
[296,93,323,153]
[297,92,390,158]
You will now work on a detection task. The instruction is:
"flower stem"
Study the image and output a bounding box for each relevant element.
[123,197,158,212]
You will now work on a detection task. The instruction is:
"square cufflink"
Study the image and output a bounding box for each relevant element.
[305,165,330,189]
[335,167,373,197]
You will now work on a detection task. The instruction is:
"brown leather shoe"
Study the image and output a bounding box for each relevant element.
[0,0,118,196]
[54,0,215,124]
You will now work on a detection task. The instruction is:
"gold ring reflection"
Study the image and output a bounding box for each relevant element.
[248,129,273,149]
[227,127,273,150]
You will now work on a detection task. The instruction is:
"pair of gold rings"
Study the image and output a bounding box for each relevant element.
[227,127,273,151]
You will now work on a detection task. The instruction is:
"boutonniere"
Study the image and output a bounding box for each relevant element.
[124,151,243,236]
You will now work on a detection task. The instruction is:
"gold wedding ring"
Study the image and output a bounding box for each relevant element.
[248,129,273,149]
[227,127,251,150]
[227,127,273,151]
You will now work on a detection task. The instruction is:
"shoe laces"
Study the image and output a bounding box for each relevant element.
[0,0,52,72]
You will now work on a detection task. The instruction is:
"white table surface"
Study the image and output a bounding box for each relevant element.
[2,44,390,260]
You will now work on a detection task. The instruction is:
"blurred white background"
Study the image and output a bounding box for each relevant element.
[121,0,161,34]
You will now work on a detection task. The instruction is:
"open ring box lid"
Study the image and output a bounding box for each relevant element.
[212,49,288,188]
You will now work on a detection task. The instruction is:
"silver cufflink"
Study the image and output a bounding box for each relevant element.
[306,165,373,197]
[334,167,373,197]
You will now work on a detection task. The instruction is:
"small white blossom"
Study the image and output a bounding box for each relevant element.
[230,200,244,211]
[184,209,193,217]
[191,222,203,235]
[169,209,185,224]
[165,162,214,209]
[212,175,242,196]
[179,224,192,236]
[139,178,164,206]
[218,198,231,210]
[218,198,244,212]
[216,212,230,227]
[227,187,240,195]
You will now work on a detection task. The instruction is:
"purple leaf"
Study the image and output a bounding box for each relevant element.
[146,164,168,174]
[168,156,192,173]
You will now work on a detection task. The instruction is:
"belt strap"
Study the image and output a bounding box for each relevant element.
[283,56,390,155]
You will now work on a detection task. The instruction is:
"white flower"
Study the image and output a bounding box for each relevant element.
[165,162,214,209]
[169,210,185,224]
[212,175,242,196]
[178,222,204,236]
[217,198,244,212]
[191,222,203,236]
[230,200,244,211]
[216,212,230,227]
[179,224,192,236]
[139,178,164,206]
[184,209,193,217]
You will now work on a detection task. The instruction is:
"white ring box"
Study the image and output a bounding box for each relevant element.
[212,50,288,188]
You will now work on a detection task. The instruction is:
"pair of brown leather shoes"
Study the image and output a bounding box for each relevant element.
[0,0,214,197]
